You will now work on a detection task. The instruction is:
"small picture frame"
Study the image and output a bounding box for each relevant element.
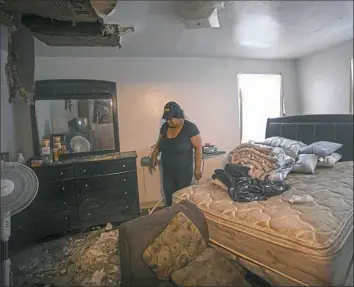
[0,152,10,162]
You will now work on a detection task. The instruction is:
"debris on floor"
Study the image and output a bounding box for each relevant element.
[11,224,120,286]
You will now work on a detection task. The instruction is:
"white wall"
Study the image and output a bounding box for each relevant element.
[34,56,300,152]
[31,56,300,203]
[296,40,353,114]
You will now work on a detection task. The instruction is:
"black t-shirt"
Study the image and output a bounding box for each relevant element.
[159,120,200,170]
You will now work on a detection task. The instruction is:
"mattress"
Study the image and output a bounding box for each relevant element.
[172,161,354,286]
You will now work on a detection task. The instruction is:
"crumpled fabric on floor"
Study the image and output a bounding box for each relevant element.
[212,164,291,202]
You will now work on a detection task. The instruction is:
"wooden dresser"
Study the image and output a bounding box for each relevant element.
[10,151,140,252]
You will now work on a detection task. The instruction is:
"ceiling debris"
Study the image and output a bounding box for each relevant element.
[0,0,135,48]
[11,224,121,286]
[5,17,35,104]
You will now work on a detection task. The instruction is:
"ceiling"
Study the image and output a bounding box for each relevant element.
[35,1,353,59]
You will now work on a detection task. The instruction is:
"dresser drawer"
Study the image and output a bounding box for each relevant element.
[11,208,44,242]
[48,166,74,181]
[77,190,126,207]
[45,195,77,211]
[36,180,77,211]
[76,172,137,194]
[76,173,137,206]
[78,202,129,228]
[74,159,136,177]
[48,180,75,196]
[39,209,79,237]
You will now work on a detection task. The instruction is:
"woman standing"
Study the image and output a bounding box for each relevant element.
[150,102,203,206]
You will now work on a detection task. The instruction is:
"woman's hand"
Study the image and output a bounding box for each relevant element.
[194,169,202,181]
[150,155,158,169]
[150,135,162,171]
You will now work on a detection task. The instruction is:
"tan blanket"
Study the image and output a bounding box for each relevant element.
[228,143,278,180]
[230,148,278,165]
[234,143,273,154]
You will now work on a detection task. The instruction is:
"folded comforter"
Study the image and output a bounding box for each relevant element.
[228,143,295,181]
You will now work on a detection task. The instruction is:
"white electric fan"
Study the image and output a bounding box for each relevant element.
[70,135,91,153]
[1,161,39,287]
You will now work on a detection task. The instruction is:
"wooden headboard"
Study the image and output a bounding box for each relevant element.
[265,114,354,161]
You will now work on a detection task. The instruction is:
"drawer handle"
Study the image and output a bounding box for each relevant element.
[65,217,68,220]
[88,213,91,216]
[62,187,65,191]
[83,169,87,173]
[124,192,127,195]
[123,179,127,182]
[86,198,90,201]
[63,201,66,205]
[126,205,129,208]
[60,172,64,175]
[123,165,126,168]
[85,184,88,187]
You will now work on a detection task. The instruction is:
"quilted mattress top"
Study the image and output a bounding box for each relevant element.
[173,162,353,254]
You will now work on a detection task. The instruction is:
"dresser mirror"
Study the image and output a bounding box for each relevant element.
[31,80,119,160]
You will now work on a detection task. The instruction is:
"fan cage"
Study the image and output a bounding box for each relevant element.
[1,162,39,215]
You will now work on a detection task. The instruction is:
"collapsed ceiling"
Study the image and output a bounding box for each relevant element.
[0,0,137,104]
[0,1,231,48]
[0,0,134,47]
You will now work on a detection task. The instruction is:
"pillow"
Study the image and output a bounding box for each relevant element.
[171,247,250,287]
[142,212,207,280]
[292,154,318,174]
[317,153,342,167]
[262,137,307,158]
[271,160,295,180]
[269,147,296,180]
[300,141,342,157]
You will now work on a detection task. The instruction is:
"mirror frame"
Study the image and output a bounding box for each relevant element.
[30,79,120,158]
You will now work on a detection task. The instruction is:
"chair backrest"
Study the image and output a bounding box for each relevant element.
[119,200,208,287]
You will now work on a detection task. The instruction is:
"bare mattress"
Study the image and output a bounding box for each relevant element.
[172,161,354,286]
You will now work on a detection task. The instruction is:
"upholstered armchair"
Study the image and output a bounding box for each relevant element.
[119,200,252,287]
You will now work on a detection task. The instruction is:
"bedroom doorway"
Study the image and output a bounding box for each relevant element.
[237,73,284,143]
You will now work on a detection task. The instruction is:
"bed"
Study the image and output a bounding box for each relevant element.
[173,114,354,286]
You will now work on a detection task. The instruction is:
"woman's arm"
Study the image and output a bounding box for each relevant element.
[151,134,163,167]
[191,134,203,180]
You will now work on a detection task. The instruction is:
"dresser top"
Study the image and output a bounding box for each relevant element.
[44,151,137,166]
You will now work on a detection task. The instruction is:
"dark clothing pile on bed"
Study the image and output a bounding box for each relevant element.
[212,164,291,202]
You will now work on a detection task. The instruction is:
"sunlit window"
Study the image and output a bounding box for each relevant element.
[238,74,283,143]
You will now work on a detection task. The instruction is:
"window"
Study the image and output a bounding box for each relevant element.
[237,74,283,143]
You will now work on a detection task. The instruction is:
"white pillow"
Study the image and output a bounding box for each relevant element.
[317,153,342,167]
[292,154,318,174]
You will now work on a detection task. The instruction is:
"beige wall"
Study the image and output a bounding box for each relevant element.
[117,83,233,203]
[295,40,353,114]
[30,56,299,204]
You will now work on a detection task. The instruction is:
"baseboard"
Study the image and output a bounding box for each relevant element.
[140,199,165,209]
[139,199,166,216]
